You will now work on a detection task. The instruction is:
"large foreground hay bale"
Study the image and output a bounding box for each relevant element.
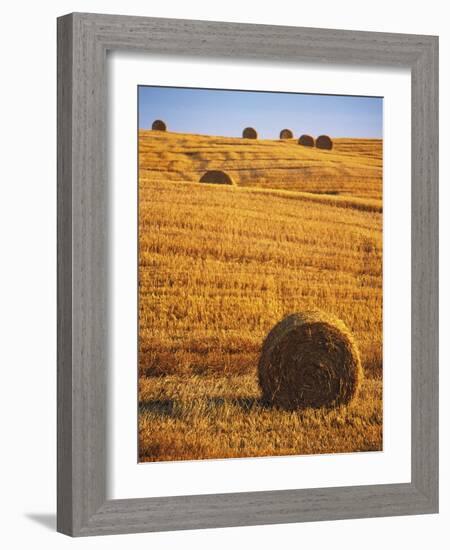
[298,134,315,147]
[152,119,167,131]
[242,127,258,139]
[316,135,333,150]
[258,311,362,409]
[280,128,294,139]
[199,170,235,185]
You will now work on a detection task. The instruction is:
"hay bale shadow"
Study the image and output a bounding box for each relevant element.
[206,396,269,411]
[140,399,175,417]
[139,397,269,418]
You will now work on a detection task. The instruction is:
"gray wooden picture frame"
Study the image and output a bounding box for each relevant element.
[57,12,439,537]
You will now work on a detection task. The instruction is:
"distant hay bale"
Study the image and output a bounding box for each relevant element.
[258,311,362,410]
[242,127,258,139]
[316,135,333,150]
[199,170,235,185]
[298,134,315,147]
[151,119,167,131]
[280,128,294,139]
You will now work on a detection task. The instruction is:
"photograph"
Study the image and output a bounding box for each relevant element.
[0,2,441,542]
[138,85,383,462]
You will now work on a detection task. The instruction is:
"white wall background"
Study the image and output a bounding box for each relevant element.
[0,1,446,548]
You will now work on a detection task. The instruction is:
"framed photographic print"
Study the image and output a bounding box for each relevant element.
[136,85,384,463]
[57,13,438,536]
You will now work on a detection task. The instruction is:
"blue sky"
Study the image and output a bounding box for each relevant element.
[138,86,383,139]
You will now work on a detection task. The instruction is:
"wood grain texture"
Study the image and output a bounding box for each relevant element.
[57,13,73,535]
[410,35,439,506]
[57,12,439,537]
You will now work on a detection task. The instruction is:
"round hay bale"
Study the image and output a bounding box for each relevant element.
[279,128,294,139]
[199,170,235,185]
[298,134,315,147]
[242,127,258,139]
[258,311,362,410]
[316,135,333,150]
[151,119,167,131]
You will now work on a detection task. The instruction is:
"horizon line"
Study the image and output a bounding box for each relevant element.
[138,128,383,140]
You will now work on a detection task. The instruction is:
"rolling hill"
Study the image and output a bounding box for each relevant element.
[138,130,383,461]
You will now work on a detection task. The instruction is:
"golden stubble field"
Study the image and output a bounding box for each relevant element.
[138,130,383,461]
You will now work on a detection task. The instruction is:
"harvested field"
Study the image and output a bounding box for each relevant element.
[138,130,383,461]
[139,131,382,199]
